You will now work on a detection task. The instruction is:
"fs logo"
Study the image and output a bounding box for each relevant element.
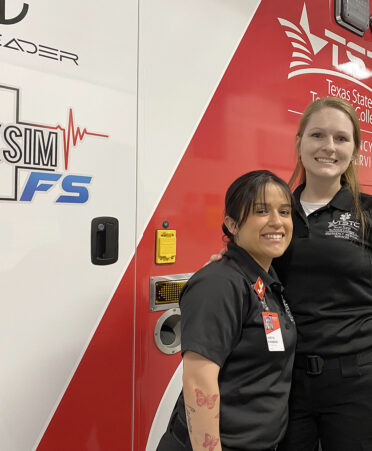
[278,3,372,87]
[0,85,109,204]
[0,0,29,25]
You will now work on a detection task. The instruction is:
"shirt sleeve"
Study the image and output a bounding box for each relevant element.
[180,267,247,367]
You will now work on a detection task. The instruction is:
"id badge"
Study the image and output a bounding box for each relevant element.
[262,312,285,352]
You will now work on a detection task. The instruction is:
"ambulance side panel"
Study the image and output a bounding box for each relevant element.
[0,1,138,450]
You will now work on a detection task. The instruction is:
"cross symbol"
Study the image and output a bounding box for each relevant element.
[0,85,57,201]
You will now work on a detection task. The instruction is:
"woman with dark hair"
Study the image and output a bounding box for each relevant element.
[157,170,296,451]
[210,97,372,451]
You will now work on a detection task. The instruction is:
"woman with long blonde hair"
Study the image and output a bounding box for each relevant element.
[275,97,372,451]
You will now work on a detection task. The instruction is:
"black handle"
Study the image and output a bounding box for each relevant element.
[91,217,119,265]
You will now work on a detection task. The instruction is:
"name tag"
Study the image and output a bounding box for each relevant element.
[262,312,285,352]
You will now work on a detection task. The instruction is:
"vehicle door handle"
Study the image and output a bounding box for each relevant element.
[91,217,119,265]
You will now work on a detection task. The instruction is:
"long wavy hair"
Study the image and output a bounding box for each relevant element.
[289,97,369,239]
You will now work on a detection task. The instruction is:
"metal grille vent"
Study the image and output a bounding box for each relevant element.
[155,280,187,304]
[150,273,193,311]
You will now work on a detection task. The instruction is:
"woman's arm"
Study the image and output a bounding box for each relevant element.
[183,351,222,451]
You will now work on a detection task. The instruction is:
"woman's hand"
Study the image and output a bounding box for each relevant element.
[183,351,222,451]
[203,248,226,267]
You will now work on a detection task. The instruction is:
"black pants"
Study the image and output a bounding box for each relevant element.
[278,354,372,451]
[157,411,278,451]
[157,410,192,450]
[157,428,192,451]
[157,430,278,451]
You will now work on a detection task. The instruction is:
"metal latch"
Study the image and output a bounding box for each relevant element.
[335,0,369,36]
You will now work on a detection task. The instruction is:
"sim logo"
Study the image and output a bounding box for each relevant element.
[0,85,108,204]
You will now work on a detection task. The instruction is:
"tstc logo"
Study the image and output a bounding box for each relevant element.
[278,3,372,86]
[0,85,109,204]
[0,0,29,25]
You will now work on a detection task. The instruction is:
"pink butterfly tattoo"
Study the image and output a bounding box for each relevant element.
[203,433,219,450]
[195,389,218,409]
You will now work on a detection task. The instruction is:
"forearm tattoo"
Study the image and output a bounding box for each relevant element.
[195,388,218,409]
[203,433,219,450]
[185,404,194,434]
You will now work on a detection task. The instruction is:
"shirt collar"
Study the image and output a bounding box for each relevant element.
[293,183,353,212]
[224,241,281,293]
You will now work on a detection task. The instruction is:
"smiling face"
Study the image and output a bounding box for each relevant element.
[297,107,355,184]
[225,182,293,271]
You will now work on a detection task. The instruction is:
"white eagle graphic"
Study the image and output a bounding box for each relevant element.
[278,3,328,71]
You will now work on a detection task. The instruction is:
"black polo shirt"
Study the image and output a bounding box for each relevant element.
[174,242,296,450]
[274,184,372,358]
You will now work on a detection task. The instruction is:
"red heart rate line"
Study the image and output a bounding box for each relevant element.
[39,109,109,169]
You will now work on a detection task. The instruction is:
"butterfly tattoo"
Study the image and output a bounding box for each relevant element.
[203,433,219,450]
[194,389,218,409]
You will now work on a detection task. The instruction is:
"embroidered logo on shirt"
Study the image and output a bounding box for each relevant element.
[326,211,360,241]
[254,277,265,299]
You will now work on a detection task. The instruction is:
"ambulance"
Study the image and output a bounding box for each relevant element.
[1,0,371,450]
